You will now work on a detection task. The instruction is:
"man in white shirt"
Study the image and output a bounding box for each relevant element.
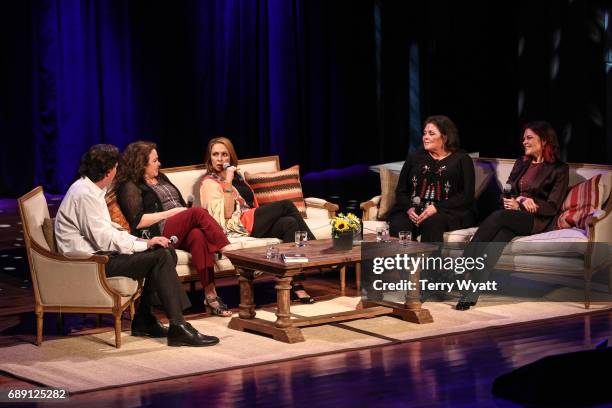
[55,144,219,347]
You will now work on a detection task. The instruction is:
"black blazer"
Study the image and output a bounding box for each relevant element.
[507,157,569,234]
[117,172,187,238]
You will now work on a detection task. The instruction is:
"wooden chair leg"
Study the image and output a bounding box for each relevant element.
[130,302,135,320]
[340,266,346,293]
[35,311,43,346]
[114,314,122,349]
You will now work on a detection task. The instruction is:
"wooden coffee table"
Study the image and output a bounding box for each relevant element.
[224,238,437,343]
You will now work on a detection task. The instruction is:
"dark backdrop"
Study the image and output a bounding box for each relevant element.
[0,0,609,198]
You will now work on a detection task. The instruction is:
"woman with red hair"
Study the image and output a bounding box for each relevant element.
[456,121,569,310]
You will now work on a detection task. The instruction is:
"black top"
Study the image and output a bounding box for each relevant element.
[507,157,569,234]
[117,172,187,238]
[391,149,476,222]
[232,177,255,208]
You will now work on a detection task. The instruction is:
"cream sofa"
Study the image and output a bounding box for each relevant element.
[163,155,343,282]
[361,158,612,307]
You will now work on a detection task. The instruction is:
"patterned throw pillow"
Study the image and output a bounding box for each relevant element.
[378,166,400,220]
[105,191,131,232]
[42,218,57,252]
[244,165,307,218]
[556,174,601,230]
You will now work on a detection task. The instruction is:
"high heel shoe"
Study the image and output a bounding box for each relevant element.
[205,296,233,317]
[291,284,315,304]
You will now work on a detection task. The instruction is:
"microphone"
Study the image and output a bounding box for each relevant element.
[502,183,513,199]
[412,196,423,215]
[169,235,178,246]
[186,195,194,208]
[222,162,237,171]
[223,162,241,180]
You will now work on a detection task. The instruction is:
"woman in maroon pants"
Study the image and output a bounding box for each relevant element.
[115,141,232,316]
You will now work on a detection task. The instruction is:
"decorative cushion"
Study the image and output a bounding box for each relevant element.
[443,227,478,243]
[378,167,400,220]
[506,228,588,257]
[556,174,602,230]
[244,165,307,217]
[105,191,131,232]
[42,218,57,253]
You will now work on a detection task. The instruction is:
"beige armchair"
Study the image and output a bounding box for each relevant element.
[18,186,142,348]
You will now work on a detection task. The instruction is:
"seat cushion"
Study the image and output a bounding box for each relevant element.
[505,228,588,257]
[244,165,307,217]
[442,227,588,257]
[106,276,139,297]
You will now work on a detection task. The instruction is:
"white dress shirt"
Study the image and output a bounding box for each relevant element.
[55,177,148,255]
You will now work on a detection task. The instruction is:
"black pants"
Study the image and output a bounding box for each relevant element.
[252,200,315,243]
[106,247,191,324]
[388,210,463,242]
[462,209,534,301]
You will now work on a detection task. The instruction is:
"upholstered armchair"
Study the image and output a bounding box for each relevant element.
[18,187,141,348]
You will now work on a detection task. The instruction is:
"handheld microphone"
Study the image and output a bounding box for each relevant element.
[412,196,423,215]
[186,195,194,208]
[502,183,513,199]
[222,162,237,171]
[169,235,178,245]
[223,162,241,180]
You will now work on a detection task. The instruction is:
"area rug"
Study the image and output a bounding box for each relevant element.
[0,297,609,393]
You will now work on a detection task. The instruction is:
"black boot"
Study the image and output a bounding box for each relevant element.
[455,293,478,311]
[131,313,169,338]
[167,322,220,347]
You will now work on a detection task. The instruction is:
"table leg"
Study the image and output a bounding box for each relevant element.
[273,276,304,342]
[355,263,362,292]
[400,264,433,323]
[360,265,433,324]
[237,268,256,319]
[340,266,346,293]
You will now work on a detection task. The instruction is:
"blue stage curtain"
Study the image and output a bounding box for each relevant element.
[27,0,134,192]
[1,0,378,195]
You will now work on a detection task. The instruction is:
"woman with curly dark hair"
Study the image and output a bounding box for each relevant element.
[115,141,232,316]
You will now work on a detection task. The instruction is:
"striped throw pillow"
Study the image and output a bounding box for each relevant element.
[556,174,601,230]
[245,165,307,217]
[105,190,131,232]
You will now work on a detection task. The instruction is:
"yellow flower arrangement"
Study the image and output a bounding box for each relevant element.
[331,212,361,237]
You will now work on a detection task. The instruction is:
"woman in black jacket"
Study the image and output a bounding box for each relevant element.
[115,141,231,316]
[456,121,569,310]
[389,115,476,242]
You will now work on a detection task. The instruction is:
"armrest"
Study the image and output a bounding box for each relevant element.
[360,195,381,221]
[28,245,121,306]
[30,239,109,264]
[586,208,612,243]
[304,197,339,218]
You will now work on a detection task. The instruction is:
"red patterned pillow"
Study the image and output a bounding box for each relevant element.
[556,174,601,230]
[105,191,131,232]
[245,165,307,217]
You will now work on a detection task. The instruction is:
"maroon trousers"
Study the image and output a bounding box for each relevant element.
[162,207,229,288]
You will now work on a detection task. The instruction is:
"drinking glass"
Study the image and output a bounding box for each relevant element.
[398,231,412,247]
[295,231,308,247]
[265,245,279,260]
[376,226,390,243]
